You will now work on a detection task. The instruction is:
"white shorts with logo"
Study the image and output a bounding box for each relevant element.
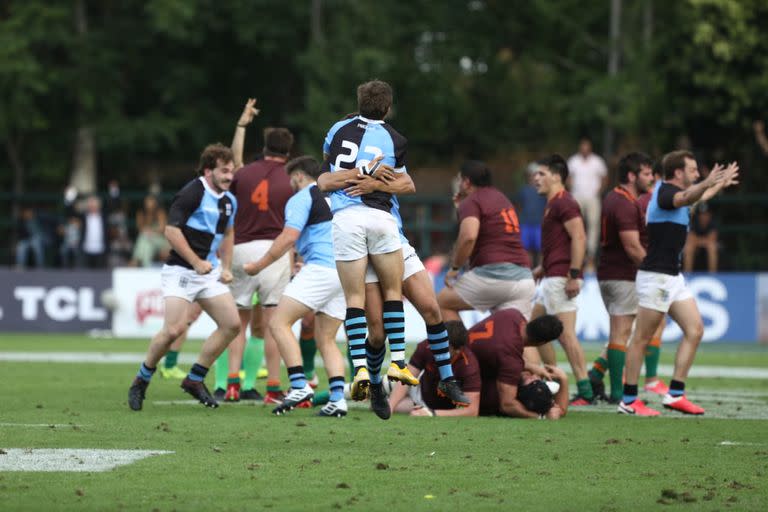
[332,204,402,261]
[230,240,291,308]
[599,280,638,316]
[365,242,425,284]
[636,270,693,313]
[283,263,346,320]
[534,276,582,315]
[161,264,230,302]
[454,271,536,319]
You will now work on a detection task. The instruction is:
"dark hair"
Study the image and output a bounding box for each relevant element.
[357,80,393,120]
[263,127,294,157]
[197,143,233,175]
[617,152,653,184]
[537,154,569,184]
[285,156,322,180]
[517,379,554,415]
[525,315,563,346]
[652,160,663,178]
[444,321,468,350]
[662,150,695,180]
[460,160,492,187]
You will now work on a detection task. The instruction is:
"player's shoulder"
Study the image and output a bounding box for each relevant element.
[490,308,526,331]
[380,122,407,147]
[553,190,578,209]
[326,117,359,139]
[176,177,205,199]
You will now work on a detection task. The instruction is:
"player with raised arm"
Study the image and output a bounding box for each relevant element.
[619,151,738,416]
[243,156,348,417]
[128,144,240,410]
[316,80,416,407]
[438,161,535,321]
[532,154,595,405]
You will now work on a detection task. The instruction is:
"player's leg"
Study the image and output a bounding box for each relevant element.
[663,298,705,414]
[436,286,473,322]
[605,314,633,402]
[554,310,593,404]
[240,298,265,400]
[219,308,250,401]
[705,232,718,273]
[588,344,609,397]
[314,313,347,417]
[300,313,318,384]
[531,302,557,365]
[364,281,388,386]
[261,305,285,403]
[337,256,371,399]
[268,296,315,413]
[161,302,202,379]
[128,296,190,411]
[644,316,668,394]
[619,305,664,416]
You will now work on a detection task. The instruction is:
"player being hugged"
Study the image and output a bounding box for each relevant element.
[317,80,416,410]
[128,144,240,410]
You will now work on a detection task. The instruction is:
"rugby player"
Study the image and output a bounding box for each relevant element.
[128,144,240,410]
[467,309,568,419]
[619,151,738,416]
[438,161,535,321]
[532,154,594,404]
[389,321,481,417]
[244,156,348,417]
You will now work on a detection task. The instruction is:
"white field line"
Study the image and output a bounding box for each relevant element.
[0,423,88,428]
[1,352,767,379]
[0,448,173,472]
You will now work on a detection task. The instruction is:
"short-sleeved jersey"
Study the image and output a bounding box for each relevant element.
[541,190,583,278]
[597,187,646,281]
[323,115,407,213]
[284,184,335,268]
[457,187,530,269]
[166,177,237,269]
[637,191,652,248]
[640,181,689,275]
[465,309,528,416]
[409,341,482,410]
[230,159,293,243]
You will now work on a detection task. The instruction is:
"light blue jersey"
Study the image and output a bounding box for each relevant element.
[284,184,335,268]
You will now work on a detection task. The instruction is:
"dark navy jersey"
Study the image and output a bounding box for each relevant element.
[284,184,335,268]
[322,115,407,213]
[639,181,689,275]
[166,177,237,269]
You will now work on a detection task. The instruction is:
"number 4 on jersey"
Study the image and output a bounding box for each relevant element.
[251,180,269,211]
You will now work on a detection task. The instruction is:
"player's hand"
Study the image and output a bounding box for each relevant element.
[444,268,460,288]
[722,161,740,188]
[529,365,554,380]
[219,269,233,284]
[532,266,544,281]
[293,260,304,275]
[544,364,567,382]
[344,174,380,197]
[356,155,384,177]
[410,406,434,417]
[193,259,213,275]
[237,98,259,127]
[565,277,580,299]
[704,163,727,187]
[243,261,262,276]
[375,166,397,183]
[546,407,563,420]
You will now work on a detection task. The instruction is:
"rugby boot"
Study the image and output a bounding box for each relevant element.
[181,378,219,408]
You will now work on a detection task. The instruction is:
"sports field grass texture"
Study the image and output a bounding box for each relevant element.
[1,334,767,511]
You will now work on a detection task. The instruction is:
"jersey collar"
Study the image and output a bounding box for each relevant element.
[614,185,637,202]
[357,115,384,125]
[199,176,225,199]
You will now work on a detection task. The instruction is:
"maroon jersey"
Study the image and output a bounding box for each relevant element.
[541,190,582,278]
[230,159,293,243]
[465,309,528,416]
[597,187,646,281]
[409,341,481,410]
[457,187,530,268]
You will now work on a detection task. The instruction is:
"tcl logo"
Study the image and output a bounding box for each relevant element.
[136,289,164,324]
[14,286,107,322]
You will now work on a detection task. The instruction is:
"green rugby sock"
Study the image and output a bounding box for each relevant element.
[243,336,264,391]
[300,337,317,379]
[589,356,608,381]
[645,342,661,380]
[312,390,330,406]
[577,379,594,400]
[164,350,179,369]
[607,344,626,401]
[214,350,228,391]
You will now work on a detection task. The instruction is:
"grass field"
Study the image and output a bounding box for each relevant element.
[2,334,768,511]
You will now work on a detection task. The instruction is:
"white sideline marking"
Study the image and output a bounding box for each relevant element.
[718,441,766,446]
[0,449,173,472]
[0,423,87,428]
[2,352,767,379]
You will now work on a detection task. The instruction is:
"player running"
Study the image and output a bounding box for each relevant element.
[128,144,240,410]
[244,156,348,417]
[619,151,738,416]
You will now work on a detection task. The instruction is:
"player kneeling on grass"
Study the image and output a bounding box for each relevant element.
[467,308,568,419]
[129,144,240,410]
[389,321,481,417]
[244,156,348,417]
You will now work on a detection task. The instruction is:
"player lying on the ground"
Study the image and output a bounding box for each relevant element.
[128,143,240,410]
[388,321,481,417]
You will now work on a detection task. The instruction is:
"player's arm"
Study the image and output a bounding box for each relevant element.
[618,230,646,266]
[698,162,739,203]
[545,365,569,420]
[449,217,479,270]
[563,216,586,298]
[165,226,210,274]
[218,225,235,283]
[231,98,259,170]
[670,164,729,208]
[165,184,211,274]
[344,172,415,197]
[243,226,300,276]
[317,155,387,193]
[497,381,540,419]
[432,391,480,417]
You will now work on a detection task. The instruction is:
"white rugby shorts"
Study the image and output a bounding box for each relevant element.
[332,204,401,261]
[365,242,425,284]
[283,263,346,320]
[533,276,582,315]
[599,280,638,316]
[161,264,230,302]
[230,240,291,308]
[454,271,536,319]
[636,270,693,313]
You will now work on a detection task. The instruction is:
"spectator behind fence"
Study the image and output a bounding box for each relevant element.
[80,195,109,268]
[514,163,547,266]
[567,136,608,270]
[59,214,82,268]
[130,195,170,267]
[684,202,718,273]
[15,207,47,269]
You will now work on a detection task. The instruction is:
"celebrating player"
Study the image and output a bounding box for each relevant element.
[128,144,240,410]
[619,151,738,416]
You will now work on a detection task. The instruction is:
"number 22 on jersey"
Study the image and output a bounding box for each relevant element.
[250,180,269,212]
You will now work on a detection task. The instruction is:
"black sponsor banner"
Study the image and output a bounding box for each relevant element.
[0,269,111,332]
